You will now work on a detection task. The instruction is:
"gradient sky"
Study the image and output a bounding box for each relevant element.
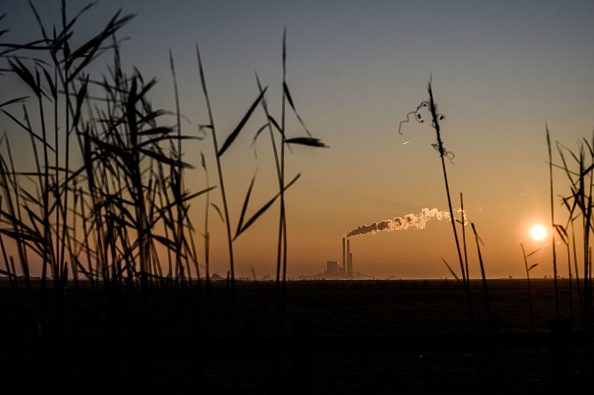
[2,0,594,279]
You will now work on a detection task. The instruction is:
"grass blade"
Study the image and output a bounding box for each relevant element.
[285,137,328,148]
[234,173,301,240]
[218,86,268,157]
[235,171,257,239]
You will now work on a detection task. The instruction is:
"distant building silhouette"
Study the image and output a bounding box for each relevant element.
[327,260,338,274]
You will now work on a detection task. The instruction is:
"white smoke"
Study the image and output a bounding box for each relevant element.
[346,208,466,238]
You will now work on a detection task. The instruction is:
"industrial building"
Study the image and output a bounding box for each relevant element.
[313,237,355,279]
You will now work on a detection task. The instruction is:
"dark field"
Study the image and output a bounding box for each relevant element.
[1,279,592,394]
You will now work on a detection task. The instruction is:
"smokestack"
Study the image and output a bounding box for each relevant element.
[348,252,353,277]
[347,239,351,277]
[342,237,346,274]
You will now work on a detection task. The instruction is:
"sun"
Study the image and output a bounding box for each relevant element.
[530,225,547,241]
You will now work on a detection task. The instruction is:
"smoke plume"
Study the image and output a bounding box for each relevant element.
[346,208,465,238]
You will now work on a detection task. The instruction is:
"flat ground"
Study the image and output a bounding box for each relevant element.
[0,279,592,394]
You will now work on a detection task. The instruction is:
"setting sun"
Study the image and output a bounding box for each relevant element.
[530,225,547,241]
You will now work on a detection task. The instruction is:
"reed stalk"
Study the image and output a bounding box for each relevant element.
[195,43,237,327]
[195,43,274,335]
[277,29,289,334]
[0,9,327,383]
[521,242,540,332]
[546,126,560,319]
[0,195,16,289]
[555,223,575,324]
[471,223,492,329]
[555,136,594,330]
[459,193,470,285]
[426,80,474,331]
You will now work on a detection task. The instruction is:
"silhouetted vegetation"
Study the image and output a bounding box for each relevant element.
[0,2,592,394]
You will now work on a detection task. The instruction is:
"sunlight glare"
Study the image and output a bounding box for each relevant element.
[530,225,547,241]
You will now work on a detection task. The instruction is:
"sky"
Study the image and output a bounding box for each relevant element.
[2,0,594,279]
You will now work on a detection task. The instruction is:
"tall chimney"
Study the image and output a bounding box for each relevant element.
[347,239,351,277]
[342,237,346,275]
[348,252,353,277]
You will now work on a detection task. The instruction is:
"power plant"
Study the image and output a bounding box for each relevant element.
[308,237,372,280]
[316,237,354,279]
[343,237,353,277]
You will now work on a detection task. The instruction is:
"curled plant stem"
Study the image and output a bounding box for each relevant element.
[426,80,473,331]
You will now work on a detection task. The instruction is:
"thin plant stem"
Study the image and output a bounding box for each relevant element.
[195,43,236,329]
[547,125,560,319]
[427,80,473,332]
[460,193,470,286]
[472,223,492,328]
[521,242,536,332]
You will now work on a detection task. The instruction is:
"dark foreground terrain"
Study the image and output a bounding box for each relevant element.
[1,279,592,394]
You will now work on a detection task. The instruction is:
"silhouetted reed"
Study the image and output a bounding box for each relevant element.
[0,2,215,345]
[2,2,592,393]
[520,242,540,332]
[253,30,328,335]
[547,126,561,319]
[195,30,326,338]
[552,131,594,331]
[0,2,327,345]
[423,80,475,332]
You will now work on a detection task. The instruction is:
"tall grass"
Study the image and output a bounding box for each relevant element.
[0,1,237,333]
[553,131,594,331]
[256,30,328,334]
[0,2,141,334]
[424,80,475,332]
[194,30,326,336]
[0,2,327,342]
[554,216,575,324]
[0,12,330,393]
[194,43,268,330]
[520,242,540,332]
[1,1,592,392]
[547,126,561,319]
